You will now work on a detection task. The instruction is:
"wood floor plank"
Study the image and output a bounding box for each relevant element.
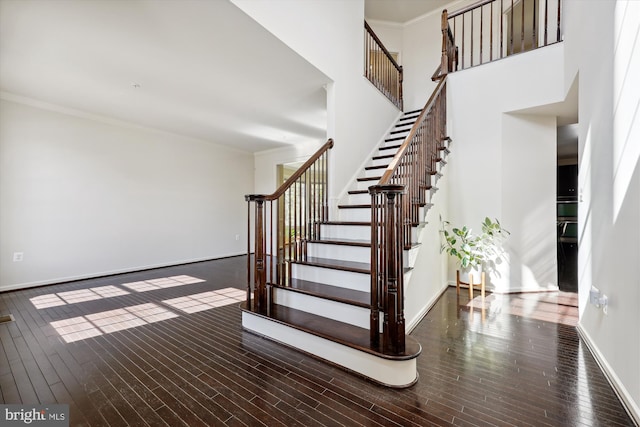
[0,256,634,426]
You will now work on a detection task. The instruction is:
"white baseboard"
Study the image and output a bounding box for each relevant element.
[577,324,640,425]
[0,252,245,292]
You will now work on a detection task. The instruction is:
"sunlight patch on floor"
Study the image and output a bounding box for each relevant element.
[50,302,178,343]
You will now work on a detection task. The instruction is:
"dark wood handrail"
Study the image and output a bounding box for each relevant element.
[364,21,402,72]
[448,0,495,18]
[246,138,334,202]
[378,78,447,185]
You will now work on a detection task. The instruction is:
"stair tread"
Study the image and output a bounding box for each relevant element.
[338,204,371,209]
[291,256,370,274]
[309,238,370,247]
[384,136,405,142]
[276,278,370,307]
[357,176,380,182]
[379,144,401,151]
[365,164,388,171]
[348,189,369,195]
[240,301,421,360]
[322,221,371,226]
[372,153,395,160]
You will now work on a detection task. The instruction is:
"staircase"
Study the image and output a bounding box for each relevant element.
[241,79,450,388]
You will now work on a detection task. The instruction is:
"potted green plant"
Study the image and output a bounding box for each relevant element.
[440,216,510,295]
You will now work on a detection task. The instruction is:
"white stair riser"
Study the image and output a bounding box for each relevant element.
[394,124,414,132]
[320,224,370,240]
[273,288,369,328]
[356,180,379,191]
[379,143,399,153]
[381,140,404,149]
[364,168,385,178]
[339,207,371,222]
[307,242,370,264]
[405,246,420,269]
[291,263,369,292]
[371,157,392,167]
[411,226,422,243]
[348,192,371,205]
[242,312,418,387]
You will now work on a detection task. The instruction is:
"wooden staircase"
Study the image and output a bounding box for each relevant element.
[241,78,451,387]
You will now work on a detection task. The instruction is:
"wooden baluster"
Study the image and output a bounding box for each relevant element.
[521,0,525,52]
[532,0,537,48]
[556,0,561,42]
[500,0,504,58]
[480,5,483,64]
[490,2,493,62]
[462,13,466,69]
[510,0,514,55]
[544,0,549,45]
[470,9,474,66]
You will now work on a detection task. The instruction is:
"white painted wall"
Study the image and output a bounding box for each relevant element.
[446,43,565,292]
[563,0,640,418]
[501,113,558,292]
[405,173,450,331]
[231,0,401,201]
[0,98,254,291]
[399,0,475,111]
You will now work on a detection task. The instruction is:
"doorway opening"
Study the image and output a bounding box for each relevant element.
[557,124,578,292]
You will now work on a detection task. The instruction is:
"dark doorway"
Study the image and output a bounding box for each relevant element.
[557,164,578,292]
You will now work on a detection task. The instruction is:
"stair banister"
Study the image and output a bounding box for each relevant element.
[245,138,334,312]
[439,0,563,75]
[365,21,404,110]
[370,77,448,354]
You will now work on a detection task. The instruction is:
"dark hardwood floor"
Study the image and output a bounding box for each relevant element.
[0,256,634,426]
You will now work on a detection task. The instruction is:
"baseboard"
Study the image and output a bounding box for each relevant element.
[577,324,640,425]
[406,283,449,333]
[0,252,246,293]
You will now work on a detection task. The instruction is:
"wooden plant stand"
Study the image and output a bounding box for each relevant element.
[456,270,486,300]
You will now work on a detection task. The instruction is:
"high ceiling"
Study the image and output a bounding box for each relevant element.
[365,0,451,24]
[0,0,330,152]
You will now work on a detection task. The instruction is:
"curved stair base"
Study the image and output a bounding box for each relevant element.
[241,305,420,388]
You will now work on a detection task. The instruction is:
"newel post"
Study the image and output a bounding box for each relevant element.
[245,194,268,312]
[440,9,450,75]
[369,185,406,354]
[398,65,404,112]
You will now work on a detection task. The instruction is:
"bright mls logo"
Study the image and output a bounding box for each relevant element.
[1,405,69,427]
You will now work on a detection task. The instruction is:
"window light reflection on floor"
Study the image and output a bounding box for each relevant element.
[50,303,178,343]
[121,275,205,292]
[163,288,246,314]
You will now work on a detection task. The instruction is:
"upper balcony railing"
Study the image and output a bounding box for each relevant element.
[433,0,562,79]
[365,21,404,110]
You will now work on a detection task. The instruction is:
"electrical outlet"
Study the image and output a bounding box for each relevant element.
[13,252,24,262]
[235,234,240,241]
[601,295,608,314]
